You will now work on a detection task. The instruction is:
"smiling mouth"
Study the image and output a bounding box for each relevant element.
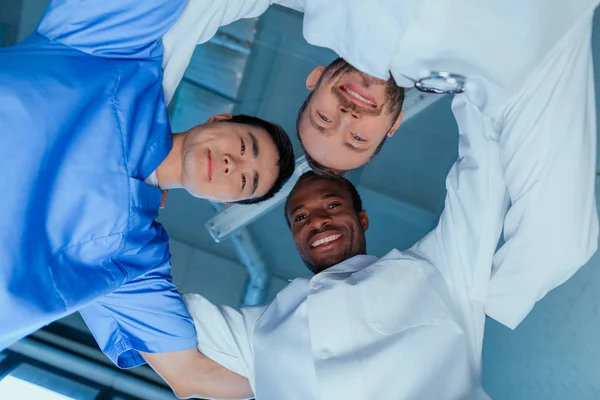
[311,234,342,248]
[340,85,377,107]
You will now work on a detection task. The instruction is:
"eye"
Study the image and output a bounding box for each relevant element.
[241,174,246,190]
[352,134,365,142]
[241,139,246,155]
[294,214,306,222]
[318,112,331,123]
[328,202,341,209]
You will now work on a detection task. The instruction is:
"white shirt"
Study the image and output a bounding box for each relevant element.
[292,0,599,113]
[144,170,159,187]
[184,91,506,399]
[185,249,492,399]
[162,0,599,112]
[174,2,599,398]
[183,33,599,393]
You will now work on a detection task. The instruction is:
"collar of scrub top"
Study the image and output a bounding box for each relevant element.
[400,71,467,95]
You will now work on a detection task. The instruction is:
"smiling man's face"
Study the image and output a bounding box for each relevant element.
[297,58,405,172]
[180,114,279,202]
[285,173,369,274]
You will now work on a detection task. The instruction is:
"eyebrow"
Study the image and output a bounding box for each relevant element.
[321,193,338,199]
[291,203,305,216]
[247,131,260,196]
[289,193,343,215]
[251,170,259,196]
[249,131,259,158]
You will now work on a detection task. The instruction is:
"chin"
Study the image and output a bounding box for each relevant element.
[182,177,205,199]
[305,254,345,274]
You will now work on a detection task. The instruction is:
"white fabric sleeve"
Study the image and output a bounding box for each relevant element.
[182,293,266,393]
[485,16,599,329]
[161,0,303,104]
[410,97,509,305]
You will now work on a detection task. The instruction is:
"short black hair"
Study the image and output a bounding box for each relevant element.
[225,115,295,205]
[284,171,363,228]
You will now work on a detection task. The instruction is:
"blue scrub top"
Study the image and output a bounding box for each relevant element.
[0,0,198,368]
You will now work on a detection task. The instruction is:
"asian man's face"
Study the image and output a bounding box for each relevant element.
[181,115,279,202]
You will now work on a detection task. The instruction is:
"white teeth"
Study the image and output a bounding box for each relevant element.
[311,234,342,248]
[343,87,376,106]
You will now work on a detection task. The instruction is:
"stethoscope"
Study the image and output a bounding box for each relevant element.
[402,71,467,94]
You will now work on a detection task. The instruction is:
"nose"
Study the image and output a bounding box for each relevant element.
[223,154,237,175]
[339,104,360,119]
[309,210,332,230]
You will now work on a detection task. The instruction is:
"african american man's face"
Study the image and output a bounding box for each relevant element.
[286,175,369,274]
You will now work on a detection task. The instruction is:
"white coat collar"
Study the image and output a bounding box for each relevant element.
[318,254,379,276]
[300,0,419,85]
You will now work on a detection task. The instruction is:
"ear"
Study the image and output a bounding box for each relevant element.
[387,110,404,138]
[306,65,326,91]
[205,113,233,124]
[358,210,369,232]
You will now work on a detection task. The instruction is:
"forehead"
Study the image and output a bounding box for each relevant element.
[286,178,351,211]
[219,122,264,138]
[299,120,373,171]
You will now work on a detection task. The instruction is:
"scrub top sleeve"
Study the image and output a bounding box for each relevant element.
[486,18,598,329]
[37,0,187,59]
[182,293,261,390]
[410,97,509,304]
[79,265,197,369]
[162,0,276,104]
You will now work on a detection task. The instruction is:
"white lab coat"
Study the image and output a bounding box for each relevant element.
[162,0,302,104]
[162,0,599,110]
[184,250,491,399]
[183,22,598,398]
[170,1,599,398]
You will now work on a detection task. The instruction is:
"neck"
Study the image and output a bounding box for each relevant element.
[156,133,185,189]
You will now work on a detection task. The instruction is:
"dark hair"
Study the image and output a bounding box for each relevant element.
[295,58,404,176]
[284,171,363,228]
[225,115,295,204]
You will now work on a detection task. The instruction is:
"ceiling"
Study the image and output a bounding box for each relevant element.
[4,1,600,398]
